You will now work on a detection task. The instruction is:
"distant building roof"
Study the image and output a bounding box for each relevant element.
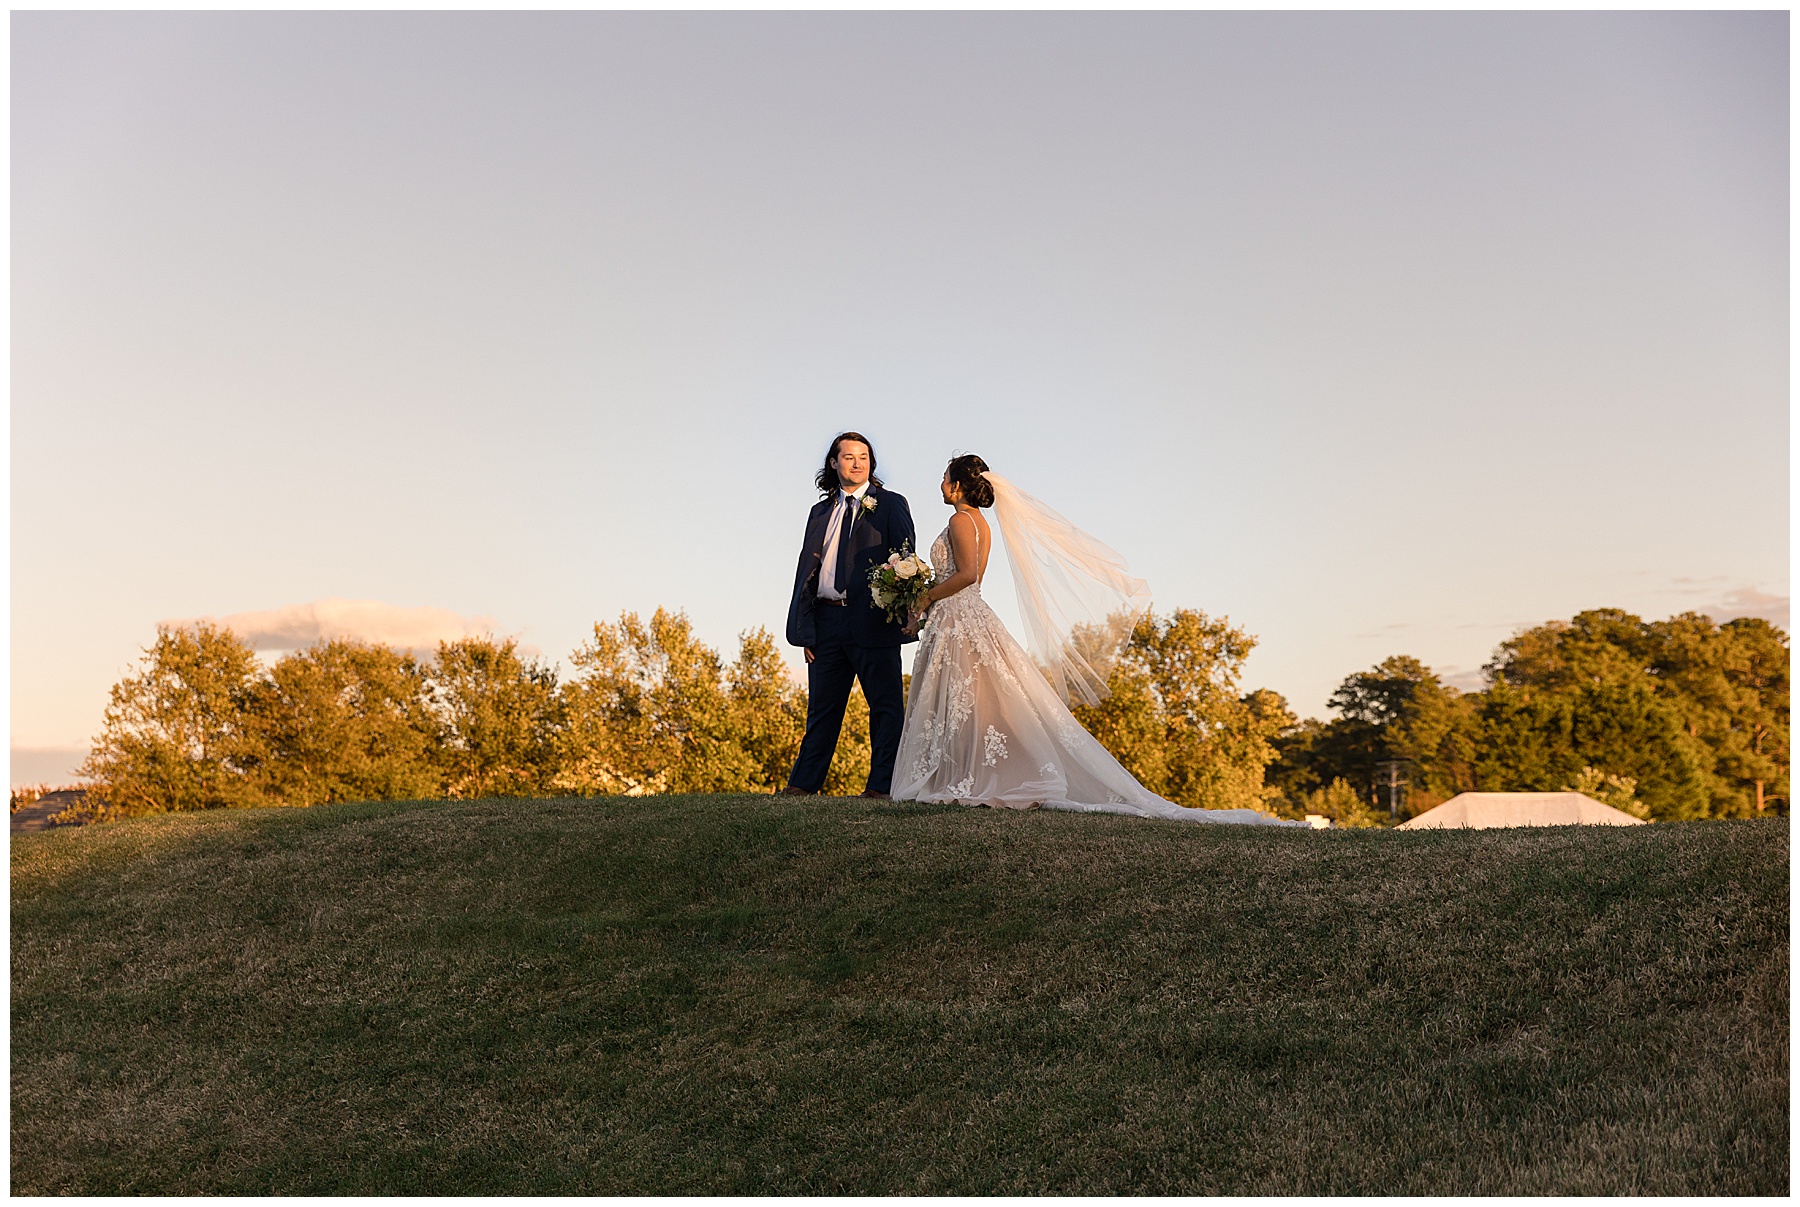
[1397,791,1646,830]
[10,788,87,835]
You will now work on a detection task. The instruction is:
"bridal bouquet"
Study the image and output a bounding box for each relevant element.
[868,543,935,624]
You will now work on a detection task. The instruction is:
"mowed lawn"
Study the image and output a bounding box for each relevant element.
[11,795,1788,1194]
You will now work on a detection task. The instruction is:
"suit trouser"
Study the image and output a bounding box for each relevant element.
[787,602,906,793]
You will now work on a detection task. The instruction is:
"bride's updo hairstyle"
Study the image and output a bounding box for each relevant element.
[946,454,996,508]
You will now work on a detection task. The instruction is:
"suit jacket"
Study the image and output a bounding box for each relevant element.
[786,483,919,649]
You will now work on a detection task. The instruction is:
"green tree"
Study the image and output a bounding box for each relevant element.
[1484,608,1655,692]
[1265,716,1333,805]
[1289,610,1789,824]
[725,627,810,792]
[1471,677,1713,819]
[1648,614,1789,816]
[1562,766,1648,818]
[431,636,560,799]
[241,640,443,807]
[555,613,663,796]
[78,623,266,818]
[1474,607,1781,820]
[1301,778,1388,829]
[1075,608,1286,812]
[557,610,766,795]
[1268,656,1480,822]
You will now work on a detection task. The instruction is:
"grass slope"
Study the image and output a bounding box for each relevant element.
[11,795,1788,1194]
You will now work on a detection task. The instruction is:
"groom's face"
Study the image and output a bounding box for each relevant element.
[832,440,872,490]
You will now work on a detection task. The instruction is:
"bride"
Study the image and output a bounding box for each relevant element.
[891,454,1299,826]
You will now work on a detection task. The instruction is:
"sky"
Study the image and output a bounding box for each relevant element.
[11,11,1789,784]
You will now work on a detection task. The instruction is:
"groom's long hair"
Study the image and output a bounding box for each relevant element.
[815,431,884,496]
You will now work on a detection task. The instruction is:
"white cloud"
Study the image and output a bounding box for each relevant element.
[1702,587,1789,629]
[172,598,503,653]
[11,747,90,789]
[1440,667,1488,694]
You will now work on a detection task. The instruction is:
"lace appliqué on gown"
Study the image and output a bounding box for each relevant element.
[983,726,1009,766]
[890,523,1297,826]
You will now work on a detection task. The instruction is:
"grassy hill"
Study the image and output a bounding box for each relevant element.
[11,795,1787,1194]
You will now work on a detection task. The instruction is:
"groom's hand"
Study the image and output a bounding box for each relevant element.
[803,647,816,664]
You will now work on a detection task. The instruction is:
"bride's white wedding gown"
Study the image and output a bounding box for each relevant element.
[891,520,1298,825]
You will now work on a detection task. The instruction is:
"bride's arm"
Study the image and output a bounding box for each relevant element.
[921,512,980,608]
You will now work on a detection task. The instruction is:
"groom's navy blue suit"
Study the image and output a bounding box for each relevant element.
[785,482,917,794]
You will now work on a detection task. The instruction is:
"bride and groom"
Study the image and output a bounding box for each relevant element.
[779,431,1296,826]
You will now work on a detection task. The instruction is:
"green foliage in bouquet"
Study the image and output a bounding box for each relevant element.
[867,542,934,624]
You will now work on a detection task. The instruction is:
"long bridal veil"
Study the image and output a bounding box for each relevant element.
[893,468,1298,825]
[981,471,1152,707]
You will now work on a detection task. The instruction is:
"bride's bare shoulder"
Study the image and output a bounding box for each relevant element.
[947,510,991,559]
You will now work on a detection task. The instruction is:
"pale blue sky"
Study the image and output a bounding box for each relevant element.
[12,12,1788,777]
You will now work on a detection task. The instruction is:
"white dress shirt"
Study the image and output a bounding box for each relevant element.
[817,482,870,600]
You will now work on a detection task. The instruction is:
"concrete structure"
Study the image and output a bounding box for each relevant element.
[10,788,87,835]
[1397,791,1646,830]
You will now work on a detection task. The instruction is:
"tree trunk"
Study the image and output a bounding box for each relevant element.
[1755,780,1765,813]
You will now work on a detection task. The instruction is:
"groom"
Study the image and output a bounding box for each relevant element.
[780,431,917,798]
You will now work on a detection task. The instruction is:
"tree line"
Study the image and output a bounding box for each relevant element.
[1266,609,1788,825]
[68,605,1786,826]
[75,611,818,821]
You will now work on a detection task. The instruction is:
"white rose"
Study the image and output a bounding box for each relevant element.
[887,553,901,567]
[894,560,917,579]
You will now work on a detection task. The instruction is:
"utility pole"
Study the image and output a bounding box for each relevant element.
[1373,760,1410,820]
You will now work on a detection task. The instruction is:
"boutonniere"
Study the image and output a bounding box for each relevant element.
[859,495,878,516]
